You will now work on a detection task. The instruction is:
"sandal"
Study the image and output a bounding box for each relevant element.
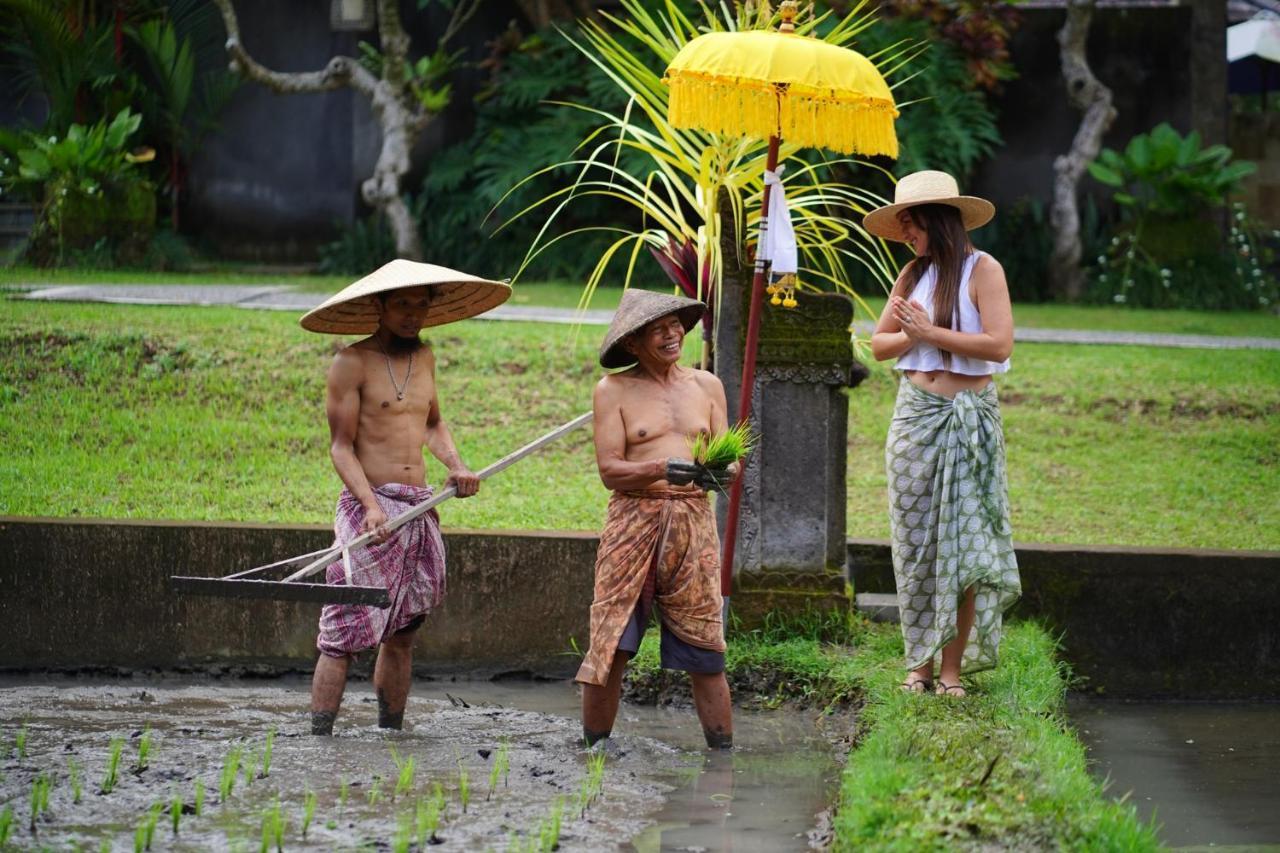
[900,674,933,694]
[935,681,967,698]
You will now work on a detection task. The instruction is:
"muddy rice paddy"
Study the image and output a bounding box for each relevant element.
[0,675,845,851]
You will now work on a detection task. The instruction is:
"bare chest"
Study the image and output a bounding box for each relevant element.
[618,383,713,447]
[359,350,435,422]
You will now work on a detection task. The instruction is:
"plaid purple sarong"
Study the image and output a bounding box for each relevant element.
[316,483,446,657]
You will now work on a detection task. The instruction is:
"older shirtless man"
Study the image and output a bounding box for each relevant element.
[299,260,510,735]
[576,289,734,750]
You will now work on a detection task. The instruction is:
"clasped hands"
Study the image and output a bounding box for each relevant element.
[892,296,933,342]
[665,459,738,494]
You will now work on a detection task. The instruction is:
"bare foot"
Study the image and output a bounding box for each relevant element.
[935,680,967,698]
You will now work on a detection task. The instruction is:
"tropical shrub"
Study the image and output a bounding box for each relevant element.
[858,14,1003,182]
[1087,123,1275,309]
[5,108,156,266]
[977,196,1105,303]
[0,0,238,240]
[409,27,638,284]
[502,0,912,341]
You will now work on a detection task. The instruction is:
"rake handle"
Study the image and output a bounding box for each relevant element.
[283,411,594,583]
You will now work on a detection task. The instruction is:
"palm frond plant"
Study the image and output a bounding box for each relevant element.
[498,0,915,361]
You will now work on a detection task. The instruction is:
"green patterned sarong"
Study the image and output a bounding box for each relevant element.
[886,378,1021,674]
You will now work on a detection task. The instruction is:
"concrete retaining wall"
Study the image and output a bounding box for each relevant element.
[3,518,1277,697]
[849,539,1280,699]
[1,517,596,679]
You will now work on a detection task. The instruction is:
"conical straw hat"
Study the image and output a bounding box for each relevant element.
[300,259,512,334]
[599,289,706,369]
[862,170,995,243]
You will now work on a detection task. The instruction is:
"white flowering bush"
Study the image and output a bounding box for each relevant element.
[1087,123,1276,310]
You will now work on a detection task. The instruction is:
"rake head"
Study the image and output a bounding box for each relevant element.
[169,576,390,608]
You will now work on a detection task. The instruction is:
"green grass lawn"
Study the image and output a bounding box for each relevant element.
[1,299,1277,550]
[4,265,1279,337]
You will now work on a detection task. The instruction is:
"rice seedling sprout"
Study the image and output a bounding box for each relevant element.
[302,787,316,839]
[0,805,11,846]
[134,802,161,851]
[259,728,275,779]
[219,745,243,801]
[268,796,286,852]
[135,726,152,772]
[393,809,413,853]
[338,776,349,812]
[488,737,512,801]
[14,724,27,760]
[389,745,415,800]
[457,763,471,814]
[538,796,564,852]
[29,773,51,830]
[194,779,205,816]
[367,774,383,806]
[242,748,258,786]
[579,749,606,817]
[102,737,124,794]
[688,422,755,468]
[68,757,82,803]
[170,789,182,835]
[416,785,444,846]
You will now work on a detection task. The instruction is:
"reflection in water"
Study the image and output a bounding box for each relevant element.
[1071,696,1280,848]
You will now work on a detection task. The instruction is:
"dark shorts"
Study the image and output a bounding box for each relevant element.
[616,601,724,675]
[394,614,425,636]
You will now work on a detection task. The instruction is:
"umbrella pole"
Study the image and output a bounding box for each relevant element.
[720,134,781,598]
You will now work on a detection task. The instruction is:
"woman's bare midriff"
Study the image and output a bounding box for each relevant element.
[904,369,992,398]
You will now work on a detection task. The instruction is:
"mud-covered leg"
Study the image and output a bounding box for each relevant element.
[311,652,351,735]
[690,671,733,749]
[581,650,630,746]
[374,630,415,729]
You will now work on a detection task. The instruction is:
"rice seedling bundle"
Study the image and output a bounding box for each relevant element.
[688,422,755,468]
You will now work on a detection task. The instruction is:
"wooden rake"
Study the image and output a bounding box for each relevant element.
[170,412,593,607]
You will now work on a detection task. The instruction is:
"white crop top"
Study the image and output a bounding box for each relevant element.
[894,250,1010,376]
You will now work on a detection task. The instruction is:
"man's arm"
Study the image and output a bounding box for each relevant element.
[326,349,388,538]
[593,377,666,491]
[421,348,480,498]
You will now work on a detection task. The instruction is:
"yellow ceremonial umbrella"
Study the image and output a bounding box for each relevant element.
[664,0,899,593]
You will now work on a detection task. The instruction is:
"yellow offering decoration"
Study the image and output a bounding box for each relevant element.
[664,22,899,158]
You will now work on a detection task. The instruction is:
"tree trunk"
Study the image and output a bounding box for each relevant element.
[1190,0,1227,147]
[1048,0,1116,302]
[210,0,480,261]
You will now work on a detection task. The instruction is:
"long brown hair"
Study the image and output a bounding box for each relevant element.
[901,203,974,338]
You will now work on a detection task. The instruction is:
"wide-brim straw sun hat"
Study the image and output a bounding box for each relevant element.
[599,289,706,369]
[300,259,512,334]
[862,170,995,243]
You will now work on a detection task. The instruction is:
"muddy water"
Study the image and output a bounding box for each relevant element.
[0,675,842,851]
[1071,697,1280,849]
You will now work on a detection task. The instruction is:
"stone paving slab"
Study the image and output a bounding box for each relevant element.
[13,283,1280,350]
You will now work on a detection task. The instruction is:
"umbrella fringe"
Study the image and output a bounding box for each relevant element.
[666,76,899,158]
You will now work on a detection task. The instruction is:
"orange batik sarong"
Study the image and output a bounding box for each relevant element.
[575,490,725,687]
